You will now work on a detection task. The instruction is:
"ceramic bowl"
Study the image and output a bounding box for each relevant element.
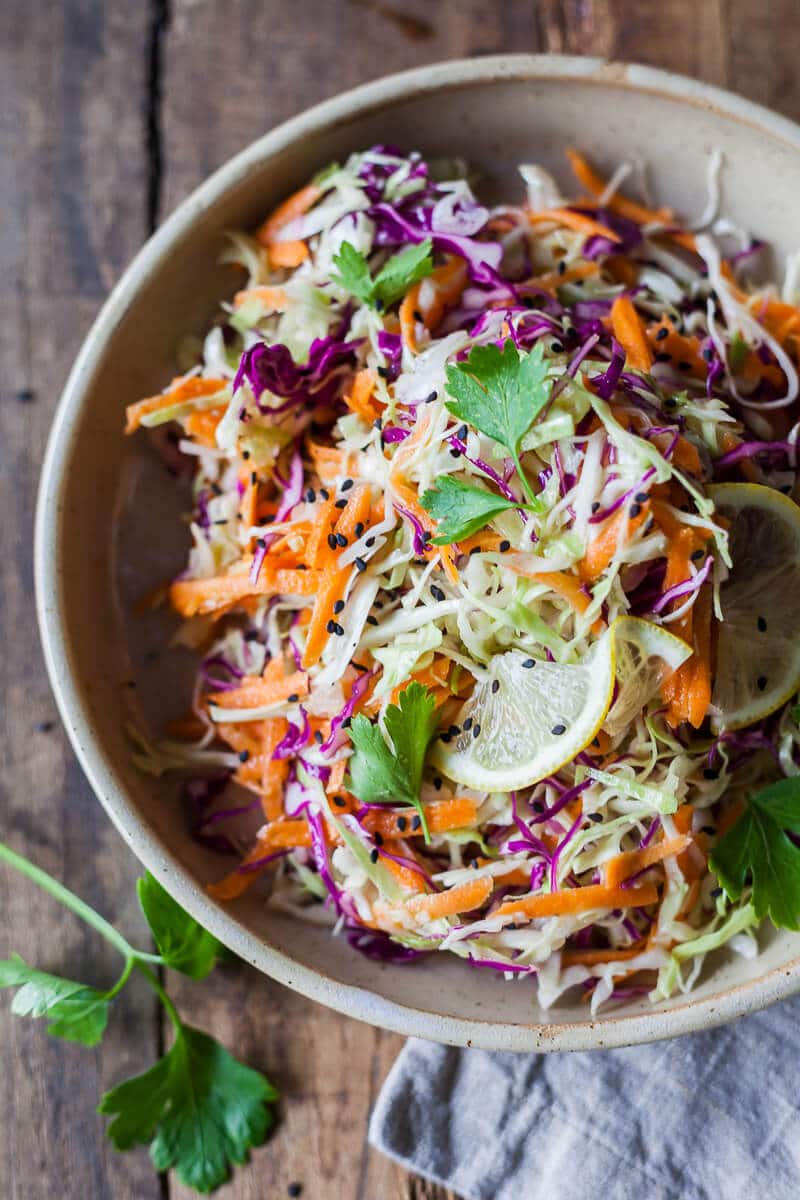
[35,55,800,1051]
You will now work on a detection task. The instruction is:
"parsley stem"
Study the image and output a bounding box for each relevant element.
[0,840,164,966]
[510,451,543,510]
[135,961,183,1033]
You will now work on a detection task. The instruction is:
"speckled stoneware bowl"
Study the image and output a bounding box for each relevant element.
[36,55,800,1051]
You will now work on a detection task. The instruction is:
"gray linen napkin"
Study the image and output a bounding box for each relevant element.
[369,997,800,1200]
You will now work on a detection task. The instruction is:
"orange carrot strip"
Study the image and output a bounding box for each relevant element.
[302,566,351,669]
[530,261,599,293]
[125,377,228,435]
[611,295,653,372]
[565,148,673,225]
[495,882,659,920]
[363,797,479,841]
[207,819,311,901]
[405,876,493,920]
[256,183,321,245]
[578,500,651,583]
[603,836,692,888]
[645,316,706,379]
[515,569,605,636]
[391,481,458,584]
[211,669,309,710]
[561,943,647,968]
[169,567,320,616]
[399,285,422,352]
[528,208,622,243]
[334,483,372,542]
[183,406,226,447]
[325,759,347,796]
[345,368,380,423]
[233,285,289,311]
[268,240,309,268]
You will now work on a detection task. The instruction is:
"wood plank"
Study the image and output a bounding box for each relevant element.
[0,3,161,1198]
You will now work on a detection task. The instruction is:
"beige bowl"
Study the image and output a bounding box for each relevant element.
[36,55,800,1051]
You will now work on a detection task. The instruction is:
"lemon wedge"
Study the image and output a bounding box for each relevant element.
[709,483,800,731]
[604,616,692,739]
[430,631,615,792]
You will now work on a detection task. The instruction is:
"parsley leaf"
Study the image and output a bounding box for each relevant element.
[420,476,526,544]
[100,1025,278,1194]
[710,777,800,929]
[444,339,551,507]
[0,954,110,1046]
[138,873,223,980]
[331,239,433,310]
[347,682,439,840]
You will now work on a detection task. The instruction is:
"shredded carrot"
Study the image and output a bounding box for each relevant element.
[603,835,692,888]
[302,566,351,669]
[528,208,622,244]
[363,797,479,841]
[517,569,605,635]
[565,148,673,226]
[183,406,225,447]
[334,483,372,542]
[267,240,309,268]
[494,882,659,920]
[561,943,647,968]
[611,295,653,372]
[345,369,380,423]
[530,261,599,293]
[645,316,705,379]
[304,493,338,569]
[399,285,422,352]
[405,876,493,920]
[382,852,428,894]
[578,498,651,583]
[233,285,289,311]
[256,182,321,246]
[125,377,228,435]
[170,566,320,617]
[210,669,309,711]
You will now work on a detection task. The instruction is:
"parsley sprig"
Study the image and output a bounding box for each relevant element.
[444,339,552,509]
[420,475,537,544]
[0,840,277,1194]
[331,239,434,310]
[710,777,800,929]
[347,683,439,841]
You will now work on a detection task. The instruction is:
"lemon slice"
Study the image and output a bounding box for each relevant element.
[604,616,692,739]
[429,631,615,792]
[708,483,800,731]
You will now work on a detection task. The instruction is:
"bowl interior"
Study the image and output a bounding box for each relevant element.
[39,58,800,1050]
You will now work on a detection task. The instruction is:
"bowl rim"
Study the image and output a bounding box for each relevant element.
[34,52,800,1052]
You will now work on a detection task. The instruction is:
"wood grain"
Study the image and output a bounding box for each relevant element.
[0,4,162,1199]
[6,1,800,1198]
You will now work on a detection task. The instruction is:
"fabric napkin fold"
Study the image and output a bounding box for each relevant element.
[369,997,800,1200]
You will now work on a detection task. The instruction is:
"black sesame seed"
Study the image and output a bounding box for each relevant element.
[655,327,669,341]
[355,522,365,537]
[373,417,383,431]
[457,424,468,441]
[377,366,390,379]
[333,599,345,614]
[588,812,604,823]
[463,717,473,731]
[757,675,768,691]
[710,886,723,897]
[320,488,330,500]
[16,388,34,403]
[433,777,442,791]
[341,478,354,491]
[691,549,705,561]
[306,488,316,503]
[551,723,567,736]
[374,831,384,846]
[213,518,229,525]
[412,815,422,830]
[449,725,460,737]
[327,533,338,550]
[469,545,480,555]
[370,848,380,864]
[242,450,251,460]
[522,658,535,668]
[558,259,567,276]
[397,816,408,832]
[366,615,378,626]
[634,492,649,504]
[701,825,716,836]
[472,724,481,739]
[288,1185,303,1199]
[757,616,767,632]
[703,768,719,780]
[314,730,324,744]
[655,352,672,363]
[430,584,445,602]
[532,801,545,813]
[250,471,257,486]
[424,391,438,404]
[326,619,337,634]
[238,749,250,763]
[35,721,55,733]
[678,361,693,372]
[491,679,500,694]
[499,539,511,552]
[333,795,346,807]
[551,341,564,353]
[366,536,376,547]
[354,556,367,572]
[449,447,462,458]
[287,693,299,703]
[664,397,677,409]
[413,309,423,322]
[334,498,348,509]
[440,732,452,743]
[591,502,600,513]
[333,622,345,636]
[629,503,642,518]
[335,532,348,547]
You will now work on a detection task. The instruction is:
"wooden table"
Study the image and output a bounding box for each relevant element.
[2,3,799,1196]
